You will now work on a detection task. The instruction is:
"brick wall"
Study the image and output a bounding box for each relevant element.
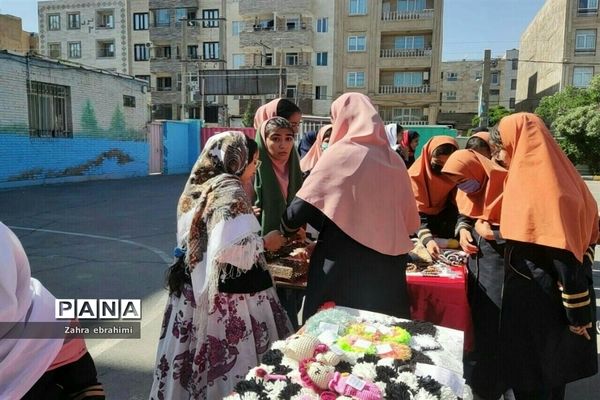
[0,52,151,188]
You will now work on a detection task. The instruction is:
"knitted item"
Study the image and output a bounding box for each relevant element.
[283,334,320,362]
[328,372,383,400]
[299,359,335,391]
[305,309,354,336]
[345,323,412,345]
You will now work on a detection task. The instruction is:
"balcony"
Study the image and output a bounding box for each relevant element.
[382,9,434,21]
[379,85,430,94]
[380,48,432,58]
[240,23,313,48]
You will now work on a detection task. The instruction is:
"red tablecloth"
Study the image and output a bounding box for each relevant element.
[407,266,473,351]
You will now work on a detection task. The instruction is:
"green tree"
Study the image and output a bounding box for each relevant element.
[241,101,255,127]
[110,105,126,137]
[81,99,99,135]
[534,86,595,127]
[471,105,512,127]
[552,104,600,173]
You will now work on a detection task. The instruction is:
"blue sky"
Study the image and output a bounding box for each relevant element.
[2,0,547,61]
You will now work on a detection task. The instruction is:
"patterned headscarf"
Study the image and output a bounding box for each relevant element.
[177,131,258,274]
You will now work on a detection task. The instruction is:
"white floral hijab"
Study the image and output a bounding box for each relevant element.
[176,132,265,322]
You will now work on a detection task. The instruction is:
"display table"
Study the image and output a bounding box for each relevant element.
[274,266,473,351]
[225,306,473,400]
[406,266,473,351]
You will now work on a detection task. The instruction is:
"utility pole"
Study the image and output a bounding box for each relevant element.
[180,17,188,121]
[480,49,491,128]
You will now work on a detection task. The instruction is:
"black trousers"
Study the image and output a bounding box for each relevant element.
[22,352,105,400]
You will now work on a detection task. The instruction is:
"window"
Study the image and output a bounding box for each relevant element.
[174,8,196,25]
[187,45,199,59]
[394,71,424,86]
[232,54,245,69]
[475,71,482,80]
[203,42,219,59]
[398,0,426,12]
[347,71,365,87]
[68,42,81,58]
[96,10,114,29]
[286,85,297,99]
[133,13,149,30]
[490,89,500,95]
[395,35,425,49]
[232,21,242,36]
[68,13,80,29]
[134,44,149,61]
[123,95,136,108]
[579,0,598,13]
[573,66,594,87]
[348,35,367,52]
[349,0,367,15]
[286,53,299,66]
[48,14,60,31]
[445,91,456,100]
[97,40,115,58]
[510,79,517,90]
[157,77,172,91]
[135,75,150,84]
[446,72,458,81]
[154,9,170,27]
[154,45,171,59]
[392,107,423,123]
[264,53,273,66]
[512,59,518,70]
[316,52,328,66]
[27,81,72,138]
[203,9,219,28]
[48,43,61,59]
[317,18,328,33]
[491,71,500,85]
[316,86,327,100]
[509,98,516,109]
[286,17,300,31]
[576,30,596,51]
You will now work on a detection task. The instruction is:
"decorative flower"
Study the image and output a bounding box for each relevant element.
[352,362,377,381]
[395,372,419,391]
[414,387,440,400]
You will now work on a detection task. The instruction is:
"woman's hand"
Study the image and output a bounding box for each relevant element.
[426,240,441,259]
[459,228,478,254]
[263,230,286,252]
[569,323,592,340]
[290,241,316,261]
[252,206,261,217]
[475,220,494,241]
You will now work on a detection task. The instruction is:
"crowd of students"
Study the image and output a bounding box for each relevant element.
[1,92,596,400]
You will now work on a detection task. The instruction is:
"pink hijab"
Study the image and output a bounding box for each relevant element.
[0,222,65,398]
[300,124,332,173]
[253,98,281,129]
[259,118,291,199]
[297,93,420,256]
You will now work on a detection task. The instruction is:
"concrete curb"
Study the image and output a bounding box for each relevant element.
[582,175,600,181]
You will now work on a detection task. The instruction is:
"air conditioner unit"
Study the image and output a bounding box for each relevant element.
[423,71,430,80]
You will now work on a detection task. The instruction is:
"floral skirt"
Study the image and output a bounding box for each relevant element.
[149,284,293,400]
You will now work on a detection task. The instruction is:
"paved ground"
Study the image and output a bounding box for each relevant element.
[0,176,598,399]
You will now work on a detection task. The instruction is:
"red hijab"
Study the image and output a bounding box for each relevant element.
[498,113,599,262]
[297,93,420,256]
[408,136,459,215]
[442,149,507,225]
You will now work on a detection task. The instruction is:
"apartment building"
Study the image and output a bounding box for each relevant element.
[226,0,335,117]
[333,0,443,125]
[0,14,39,53]
[516,0,600,111]
[440,49,519,114]
[149,0,226,120]
[38,0,150,79]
